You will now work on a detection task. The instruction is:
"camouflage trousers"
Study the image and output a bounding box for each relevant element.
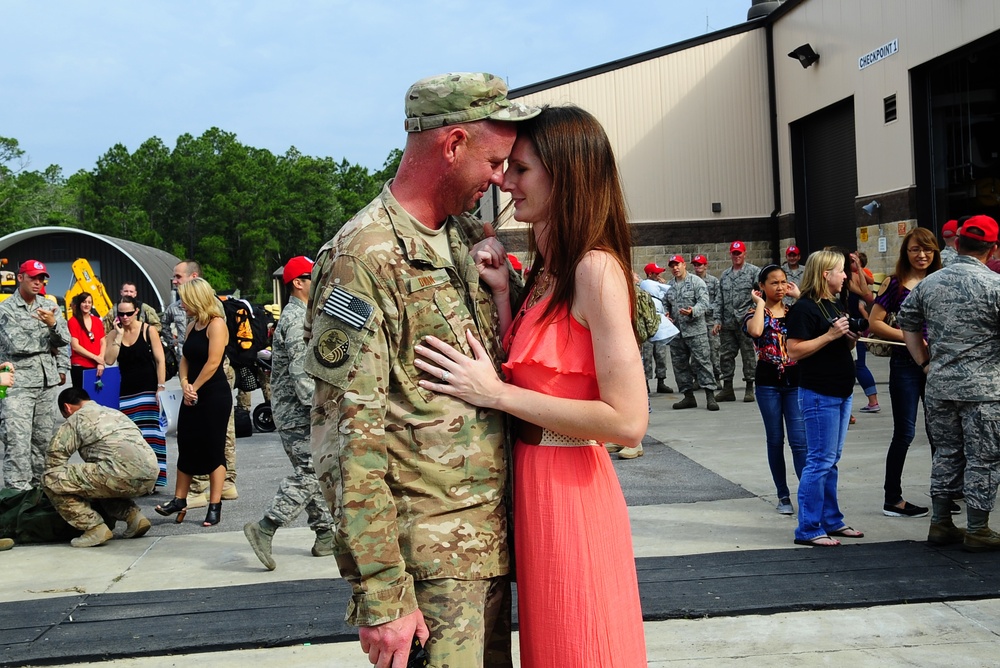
[43,461,156,531]
[707,326,721,380]
[191,363,236,493]
[414,575,512,668]
[642,339,670,380]
[265,425,333,532]
[719,326,757,383]
[1,384,58,490]
[670,335,717,393]
[925,397,1000,512]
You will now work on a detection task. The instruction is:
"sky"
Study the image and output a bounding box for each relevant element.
[4,0,755,176]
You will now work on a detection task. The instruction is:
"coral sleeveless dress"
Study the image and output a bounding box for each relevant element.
[502,295,646,668]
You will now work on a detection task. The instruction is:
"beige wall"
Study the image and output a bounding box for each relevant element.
[773,0,1000,205]
[513,30,774,225]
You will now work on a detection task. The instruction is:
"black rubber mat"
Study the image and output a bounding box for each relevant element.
[5,540,998,666]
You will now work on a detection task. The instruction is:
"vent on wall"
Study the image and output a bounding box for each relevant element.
[884,94,897,123]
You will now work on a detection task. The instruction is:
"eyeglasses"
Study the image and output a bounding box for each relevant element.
[731,251,744,256]
[296,274,311,281]
[117,310,136,318]
[907,247,933,256]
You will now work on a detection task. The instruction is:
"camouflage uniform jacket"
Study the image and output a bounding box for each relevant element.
[271,295,312,430]
[717,263,761,329]
[940,246,958,267]
[701,273,721,327]
[0,291,70,387]
[160,299,188,352]
[897,255,1000,401]
[46,402,159,480]
[665,273,710,338]
[304,182,509,626]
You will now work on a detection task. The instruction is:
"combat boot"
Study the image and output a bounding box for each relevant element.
[705,390,719,411]
[656,379,673,393]
[186,492,209,509]
[0,538,14,551]
[312,529,335,557]
[964,508,1000,552]
[673,391,697,410]
[927,518,965,546]
[716,380,736,402]
[744,381,755,403]
[222,482,239,500]
[71,523,113,548]
[122,507,152,539]
[244,518,277,570]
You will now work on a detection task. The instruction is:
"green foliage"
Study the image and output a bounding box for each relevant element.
[23,129,405,301]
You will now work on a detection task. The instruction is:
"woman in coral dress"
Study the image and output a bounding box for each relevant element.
[416,105,648,667]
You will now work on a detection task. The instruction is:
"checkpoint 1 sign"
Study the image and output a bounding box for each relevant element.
[859,39,899,70]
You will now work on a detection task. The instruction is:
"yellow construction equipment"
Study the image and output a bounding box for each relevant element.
[63,259,115,319]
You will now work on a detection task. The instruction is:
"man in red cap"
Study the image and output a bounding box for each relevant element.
[782,245,804,305]
[245,256,336,571]
[940,219,959,266]
[715,241,760,402]
[899,215,1000,551]
[639,261,673,395]
[0,260,71,489]
[691,255,721,381]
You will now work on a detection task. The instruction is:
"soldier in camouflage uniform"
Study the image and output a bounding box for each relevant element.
[940,219,959,267]
[692,255,721,381]
[715,241,760,402]
[638,263,672,394]
[304,73,537,668]
[102,282,162,334]
[898,215,1000,552]
[43,387,159,547]
[781,245,804,307]
[664,256,718,410]
[244,256,335,571]
[164,260,238,504]
[0,260,71,490]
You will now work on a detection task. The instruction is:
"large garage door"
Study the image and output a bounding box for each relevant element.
[791,98,858,254]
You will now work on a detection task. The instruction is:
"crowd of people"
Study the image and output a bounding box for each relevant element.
[4,69,1000,668]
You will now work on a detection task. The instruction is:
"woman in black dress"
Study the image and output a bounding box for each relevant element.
[155,278,230,527]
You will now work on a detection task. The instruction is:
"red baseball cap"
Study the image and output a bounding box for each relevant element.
[18,260,48,278]
[507,253,523,271]
[942,219,959,239]
[730,241,746,254]
[667,255,685,265]
[692,254,708,265]
[282,256,314,284]
[786,245,800,255]
[644,262,666,274]
[959,215,999,243]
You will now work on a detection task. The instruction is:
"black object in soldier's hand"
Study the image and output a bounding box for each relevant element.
[407,636,429,668]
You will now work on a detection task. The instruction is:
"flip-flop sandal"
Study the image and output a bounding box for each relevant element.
[829,526,864,538]
[794,535,841,547]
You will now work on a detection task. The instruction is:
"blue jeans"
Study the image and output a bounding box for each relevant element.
[795,388,852,540]
[883,355,926,504]
[854,342,877,398]
[755,384,807,499]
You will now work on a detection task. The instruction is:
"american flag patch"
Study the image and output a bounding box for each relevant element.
[323,287,373,330]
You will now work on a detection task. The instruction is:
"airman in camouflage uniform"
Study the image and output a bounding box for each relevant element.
[245,257,335,571]
[0,260,70,490]
[304,73,537,668]
[898,215,1000,551]
[665,256,718,410]
[692,255,721,381]
[102,282,162,334]
[782,246,805,307]
[638,265,672,393]
[43,388,159,547]
[715,241,760,402]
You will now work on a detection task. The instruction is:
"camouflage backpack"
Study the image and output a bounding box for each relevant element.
[635,288,661,342]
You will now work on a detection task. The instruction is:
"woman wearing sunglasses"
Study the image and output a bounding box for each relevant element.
[105,294,168,489]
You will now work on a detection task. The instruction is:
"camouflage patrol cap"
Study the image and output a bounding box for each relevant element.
[404,72,540,133]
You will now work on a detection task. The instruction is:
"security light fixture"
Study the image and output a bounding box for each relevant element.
[788,44,820,69]
[862,200,880,216]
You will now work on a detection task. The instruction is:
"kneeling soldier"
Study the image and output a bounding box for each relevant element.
[43,388,159,547]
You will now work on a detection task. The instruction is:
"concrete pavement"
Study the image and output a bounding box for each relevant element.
[6,354,1000,666]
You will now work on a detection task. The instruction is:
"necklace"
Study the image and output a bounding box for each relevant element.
[523,268,553,313]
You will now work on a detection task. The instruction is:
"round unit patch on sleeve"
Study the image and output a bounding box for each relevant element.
[314,328,351,368]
